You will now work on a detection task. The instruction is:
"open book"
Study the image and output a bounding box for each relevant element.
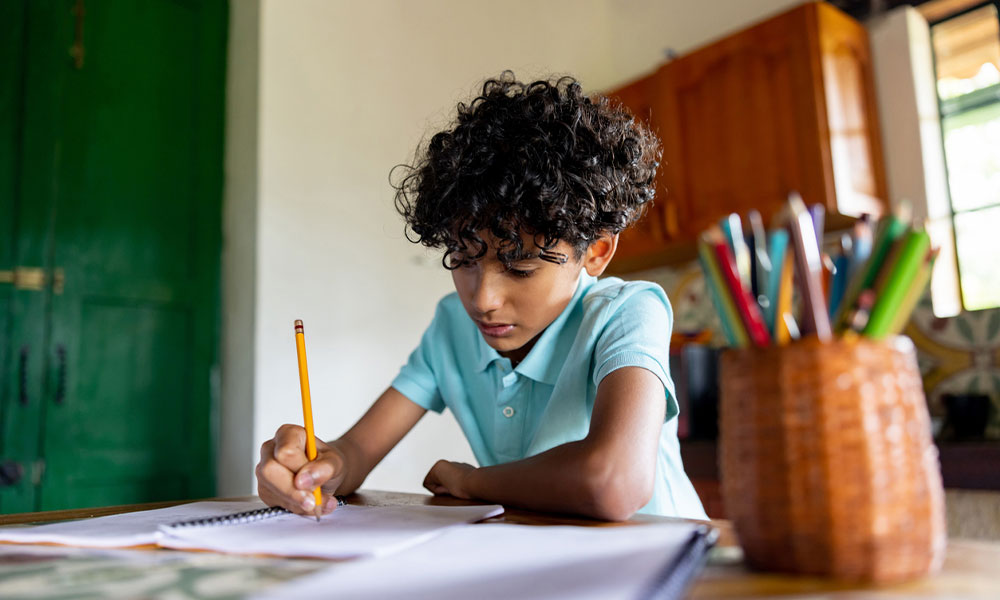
[0,499,504,559]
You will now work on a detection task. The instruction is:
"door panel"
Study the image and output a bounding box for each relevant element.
[0,0,52,515]
[0,0,226,513]
[37,0,226,510]
[658,6,827,237]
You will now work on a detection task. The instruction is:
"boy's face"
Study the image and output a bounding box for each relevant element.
[449,233,592,362]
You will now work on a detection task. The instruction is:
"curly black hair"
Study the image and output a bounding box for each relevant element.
[393,71,661,269]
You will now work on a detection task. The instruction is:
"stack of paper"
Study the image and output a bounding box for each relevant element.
[251,521,711,600]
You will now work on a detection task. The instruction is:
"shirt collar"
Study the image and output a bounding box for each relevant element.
[472,271,597,384]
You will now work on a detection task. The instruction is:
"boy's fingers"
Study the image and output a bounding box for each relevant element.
[294,458,336,491]
[272,424,309,471]
[256,435,317,515]
[255,459,304,514]
[321,495,339,515]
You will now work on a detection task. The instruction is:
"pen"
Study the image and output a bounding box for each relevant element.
[720,213,752,292]
[785,192,832,341]
[294,319,324,522]
[828,233,852,319]
[748,210,771,312]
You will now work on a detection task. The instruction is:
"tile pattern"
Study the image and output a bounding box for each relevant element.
[628,263,1000,440]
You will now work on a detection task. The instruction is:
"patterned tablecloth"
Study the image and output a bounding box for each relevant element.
[0,543,327,600]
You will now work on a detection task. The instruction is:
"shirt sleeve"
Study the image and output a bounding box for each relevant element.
[592,286,679,422]
[390,303,447,414]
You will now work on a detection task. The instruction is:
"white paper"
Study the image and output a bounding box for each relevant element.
[0,500,270,548]
[252,521,702,600]
[156,503,504,559]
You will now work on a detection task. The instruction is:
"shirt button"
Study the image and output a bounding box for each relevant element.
[502,406,515,418]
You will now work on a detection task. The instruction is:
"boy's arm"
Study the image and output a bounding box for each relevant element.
[424,366,664,521]
[256,386,425,515]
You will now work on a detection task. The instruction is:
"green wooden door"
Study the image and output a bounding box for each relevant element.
[0,0,44,514]
[0,0,227,512]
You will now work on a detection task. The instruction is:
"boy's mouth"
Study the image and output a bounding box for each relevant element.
[475,320,515,338]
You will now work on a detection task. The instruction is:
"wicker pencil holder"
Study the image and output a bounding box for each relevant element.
[719,336,947,583]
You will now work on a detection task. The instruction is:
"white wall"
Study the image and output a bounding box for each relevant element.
[219,0,259,496]
[233,0,806,495]
[867,6,962,319]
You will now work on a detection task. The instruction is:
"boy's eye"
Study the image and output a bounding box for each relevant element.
[446,255,474,269]
[505,267,535,278]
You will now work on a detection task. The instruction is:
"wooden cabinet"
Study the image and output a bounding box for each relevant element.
[607,1,886,272]
[609,76,678,266]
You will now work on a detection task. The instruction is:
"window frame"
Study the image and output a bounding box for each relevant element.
[928,0,1000,312]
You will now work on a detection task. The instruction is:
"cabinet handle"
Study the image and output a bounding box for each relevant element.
[18,345,28,406]
[55,345,67,405]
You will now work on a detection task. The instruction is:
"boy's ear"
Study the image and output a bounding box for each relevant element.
[583,233,618,277]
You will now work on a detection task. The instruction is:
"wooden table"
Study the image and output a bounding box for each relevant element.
[2,490,999,599]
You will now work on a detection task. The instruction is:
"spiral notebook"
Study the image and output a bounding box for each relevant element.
[157,501,504,559]
[0,499,504,559]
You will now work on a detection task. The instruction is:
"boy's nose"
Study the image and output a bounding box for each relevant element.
[471,271,504,314]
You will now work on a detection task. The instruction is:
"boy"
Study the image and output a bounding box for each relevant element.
[255,73,707,521]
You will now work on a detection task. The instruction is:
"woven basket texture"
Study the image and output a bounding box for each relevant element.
[719,336,947,582]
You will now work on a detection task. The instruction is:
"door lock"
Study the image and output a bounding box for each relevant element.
[0,267,64,293]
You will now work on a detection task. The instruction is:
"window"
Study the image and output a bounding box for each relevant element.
[929,1,1000,311]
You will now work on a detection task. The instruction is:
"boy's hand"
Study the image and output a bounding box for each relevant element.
[255,424,345,516]
[422,460,476,499]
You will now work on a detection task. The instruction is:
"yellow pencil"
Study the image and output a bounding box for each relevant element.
[294,319,323,521]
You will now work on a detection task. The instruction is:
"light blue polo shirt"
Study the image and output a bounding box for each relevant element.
[391,272,707,519]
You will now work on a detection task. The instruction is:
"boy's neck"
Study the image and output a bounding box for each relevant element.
[500,331,542,367]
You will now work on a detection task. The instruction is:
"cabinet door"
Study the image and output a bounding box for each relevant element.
[816,2,887,218]
[606,74,674,264]
[656,5,831,238]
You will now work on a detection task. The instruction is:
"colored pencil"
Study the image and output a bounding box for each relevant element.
[774,250,795,345]
[888,247,939,335]
[697,235,749,347]
[835,214,907,330]
[863,230,932,339]
[708,228,772,347]
[764,229,789,335]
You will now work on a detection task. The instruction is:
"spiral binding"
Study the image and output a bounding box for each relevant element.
[165,496,348,529]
